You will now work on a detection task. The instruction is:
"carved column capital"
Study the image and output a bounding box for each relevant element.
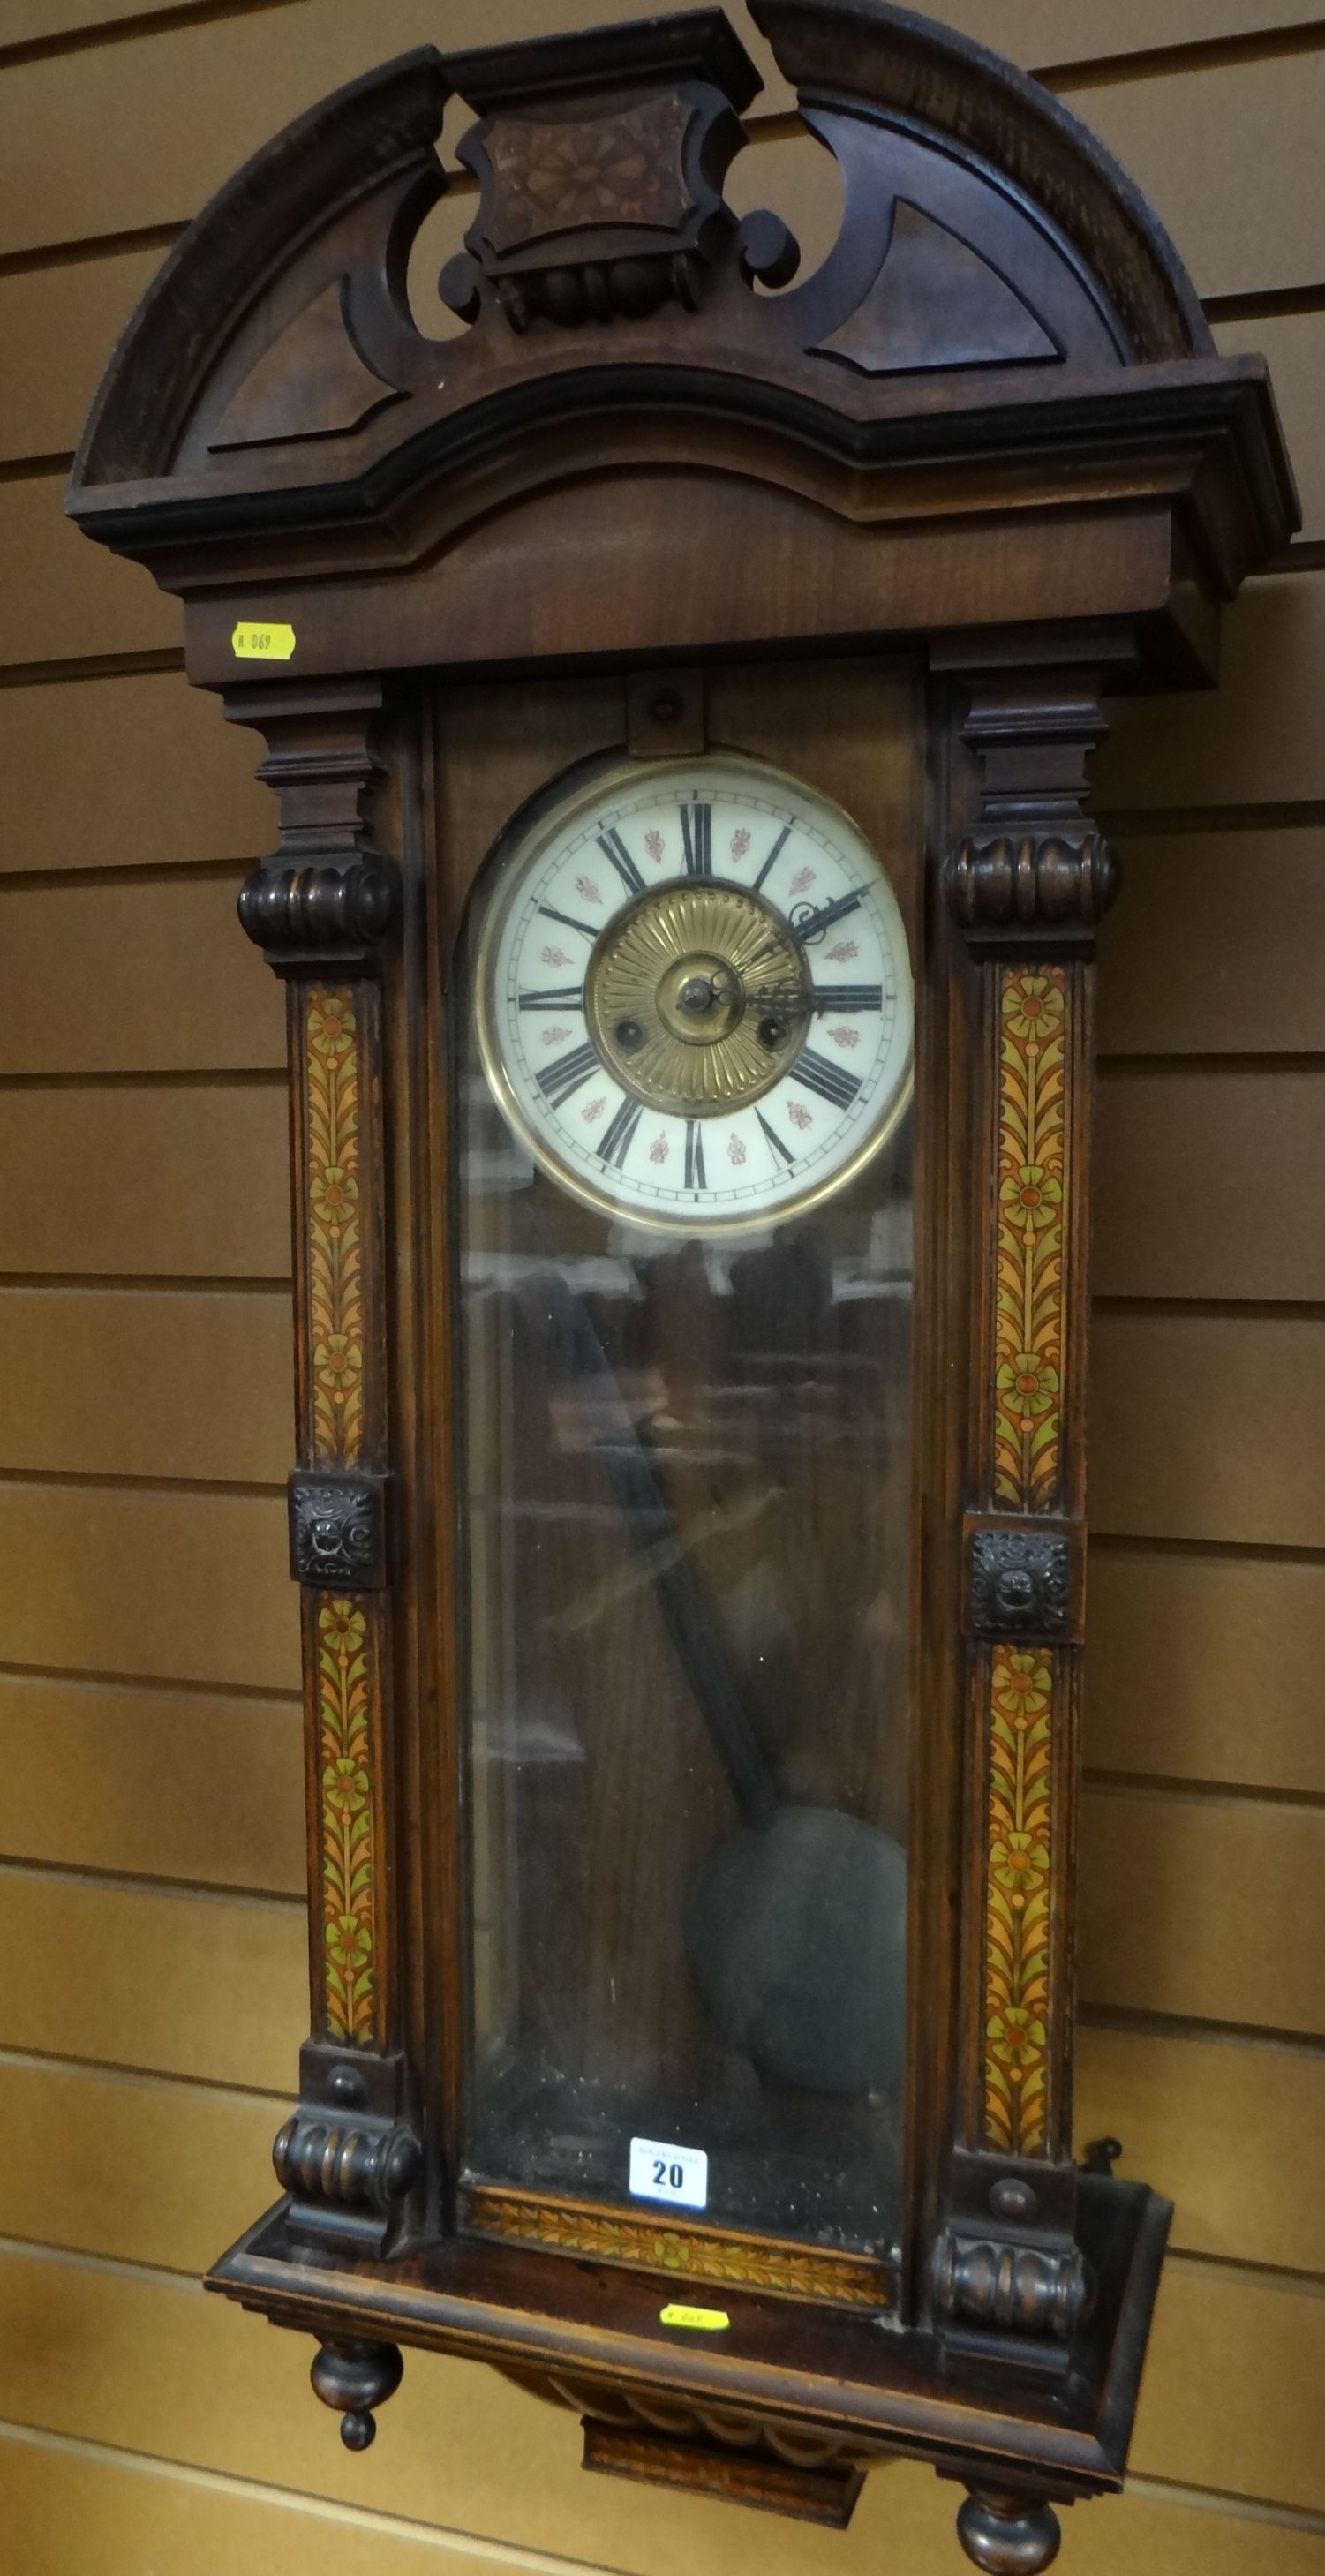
[939,647,1129,957]
[276,2044,420,2256]
[932,2228,1095,2343]
[226,680,396,972]
[273,2105,420,2228]
[238,856,396,967]
[944,832,1120,941]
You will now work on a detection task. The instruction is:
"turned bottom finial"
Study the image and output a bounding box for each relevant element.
[957,2487,1062,2573]
[310,2337,403,2450]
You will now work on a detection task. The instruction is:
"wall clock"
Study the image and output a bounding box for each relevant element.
[472,751,914,1230]
[68,4,1296,2568]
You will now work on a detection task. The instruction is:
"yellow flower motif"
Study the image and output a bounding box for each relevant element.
[1001,976,1065,1044]
[997,1350,1060,1423]
[308,994,355,1058]
[326,1911,372,1974]
[990,1829,1050,1895]
[999,1164,1062,1233]
[311,1164,358,1231]
[314,1329,362,1394]
[323,1755,369,1818]
[987,2006,1045,2078]
[993,1651,1053,1726]
[320,1599,365,1655]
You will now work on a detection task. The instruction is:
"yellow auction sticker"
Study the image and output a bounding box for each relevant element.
[231,621,296,661]
[659,2304,730,2333]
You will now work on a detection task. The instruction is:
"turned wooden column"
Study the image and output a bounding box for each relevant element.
[232,681,419,2338]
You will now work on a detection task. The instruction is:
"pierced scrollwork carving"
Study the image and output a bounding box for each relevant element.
[289,1470,388,1591]
[933,2228,1095,2342]
[237,856,396,964]
[274,2105,421,2214]
[439,14,797,336]
[969,1528,1070,1641]
[944,832,1120,937]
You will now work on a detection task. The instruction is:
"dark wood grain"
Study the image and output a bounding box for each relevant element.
[64,0,1287,2552]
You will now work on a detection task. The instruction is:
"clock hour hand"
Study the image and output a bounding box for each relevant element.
[788,888,864,945]
[747,888,863,970]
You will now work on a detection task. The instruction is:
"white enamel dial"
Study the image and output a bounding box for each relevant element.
[473,754,914,1235]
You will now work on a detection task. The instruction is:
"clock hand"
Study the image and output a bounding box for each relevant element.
[748,888,864,969]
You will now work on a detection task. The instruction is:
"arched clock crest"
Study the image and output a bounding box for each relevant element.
[69,4,1296,2567]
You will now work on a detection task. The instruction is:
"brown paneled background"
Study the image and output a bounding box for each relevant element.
[0,3,1321,2570]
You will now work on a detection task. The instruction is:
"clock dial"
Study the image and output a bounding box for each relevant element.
[473,755,914,1233]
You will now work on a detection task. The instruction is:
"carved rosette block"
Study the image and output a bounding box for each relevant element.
[440,15,795,334]
[290,1470,388,1590]
[968,1528,1070,1642]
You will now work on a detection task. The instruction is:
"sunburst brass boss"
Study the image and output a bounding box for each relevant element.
[475,754,914,1232]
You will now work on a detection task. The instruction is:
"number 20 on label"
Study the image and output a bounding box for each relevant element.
[629,2135,708,2211]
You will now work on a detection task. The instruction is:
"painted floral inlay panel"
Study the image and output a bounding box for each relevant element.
[993,969,1067,1512]
[306,986,363,1469]
[983,1646,1053,2156]
[303,989,378,2045]
[318,1593,375,2046]
[469,2190,885,2309]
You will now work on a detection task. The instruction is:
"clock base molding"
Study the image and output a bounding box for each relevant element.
[208,2175,1170,2531]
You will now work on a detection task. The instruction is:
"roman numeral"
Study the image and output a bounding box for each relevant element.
[536,1042,600,1108]
[599,1097,642,1169]
[812,984,884,1013]
[596,829,644,896]
[684,1121,707,1191]
[793,1046,862,1111]
[753,825,792,893]
[538,903,598,942]
[757,1110,794,1168]
[680,802,712,875]
[518,985,585,1011]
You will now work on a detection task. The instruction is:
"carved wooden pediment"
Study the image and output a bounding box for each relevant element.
[67,0,1294,607]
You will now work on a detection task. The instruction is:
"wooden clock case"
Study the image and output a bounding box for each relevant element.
[68,5,1296,2567]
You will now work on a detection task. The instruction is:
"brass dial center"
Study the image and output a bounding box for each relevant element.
[585,880,810,1116]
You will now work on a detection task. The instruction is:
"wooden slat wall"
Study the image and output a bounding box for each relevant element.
[0,7,1321,2575]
